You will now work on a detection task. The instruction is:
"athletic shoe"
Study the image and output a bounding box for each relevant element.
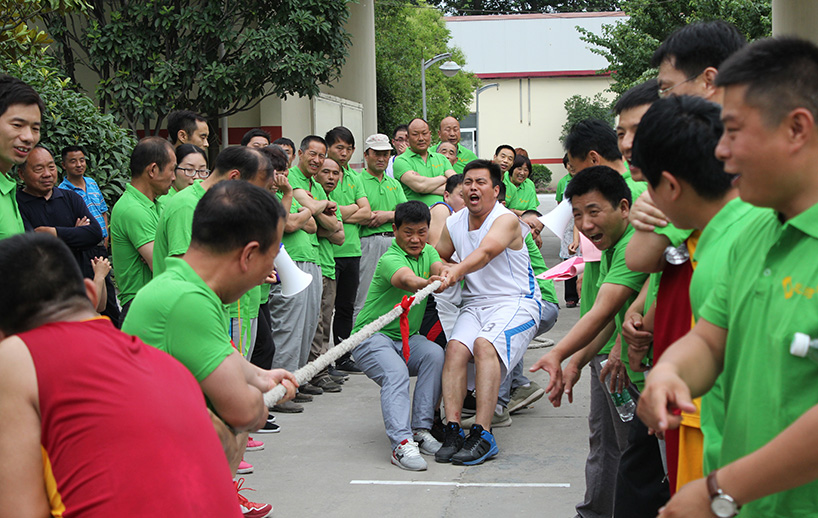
[255,421,280,433]
[391,439,427,471]
[267,413,276,423]
[461,407,512,428]
[328,373,346,384]
[328,366,350,381]
[336,356,364,374]
[271,400,303,413]
[413,428,443,455]
[461,391,477,417]
[237,459,254,474]
[451,424,499,466]
[312,376,342,393]
[246,436,265,451]
[435,421,465,463]
[299,382,324,395]
[508,382,546,414]
[430,412,446,443]
[293,392,313,403]
[235,478,273,518]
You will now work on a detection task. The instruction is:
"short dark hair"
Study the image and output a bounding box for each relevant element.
[650,21,746,78]
[631,96,733,200]
[0,233,90,335]
[564,119,623,162]
[614,79,660,115]
[445,173,464,193]
[240,128,271,147]
[212,146,260,181]
[167,110,206,145]
[565,165,632,210]
[175,144,207,168]
[325,126,355,147]
[392,124,409,138]
[511,154,532,176]
[497,182,506,204]
[0,75,44,119]
[521,209,542,218]
[191,181,286,255]
[394,200,431,228]
[464,159,502,188]
[299,135,327,153]
[272,137,295,152]
[260,145,289,172]
[494,144,515,157]
[715,36,818,125]
[61,145,86,162]
[562,154,569,168]
[130,137,174,178]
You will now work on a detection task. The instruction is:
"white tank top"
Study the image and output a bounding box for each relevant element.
[446,202,541,306]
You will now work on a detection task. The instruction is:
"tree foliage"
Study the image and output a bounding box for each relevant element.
[1,55,136,206]
[578,0,772,95]
[433,0,619,16]
[0,0,89,60]
[375,1,481,135]
[561,93,614,142]
[44,0,352,136]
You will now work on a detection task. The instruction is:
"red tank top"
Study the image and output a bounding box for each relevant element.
[21,318,241,517]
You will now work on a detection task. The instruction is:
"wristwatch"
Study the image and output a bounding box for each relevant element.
[707,470,740,518]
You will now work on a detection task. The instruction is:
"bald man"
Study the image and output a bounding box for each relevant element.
[438,116,478,174]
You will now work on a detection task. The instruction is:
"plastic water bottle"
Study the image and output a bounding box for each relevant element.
[790,332,818,363]
[600,359,636,422]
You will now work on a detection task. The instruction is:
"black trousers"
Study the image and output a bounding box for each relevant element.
[613,388,670,518]
[564,274,579,304]
[332,256,360,344]
[252,300,275,369]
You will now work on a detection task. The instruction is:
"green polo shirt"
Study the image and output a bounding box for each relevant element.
[353,241,440,341]
[359,171,407,236]
[122,256,232,385]
[622,165,647,200]
[525,233,558,305]
[453,144,478,174]
[689,197,766,475]
[278,192,317,263]
[110,183,161,305]
[153,180,205,275]
[580,262,618,355]
[555,174,570,204]
[331,168,366,258]
[317,209,343,280]
[597,225,649,388]
[0,172,24,240]
[393,149,453,206]
[288,165,324,253]
[503,173,539,212]
[698,202,818,517]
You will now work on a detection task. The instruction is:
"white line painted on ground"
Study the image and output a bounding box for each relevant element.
[350,480,570,488]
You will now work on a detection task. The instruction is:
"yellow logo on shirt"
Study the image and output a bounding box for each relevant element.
[782,276,817,299]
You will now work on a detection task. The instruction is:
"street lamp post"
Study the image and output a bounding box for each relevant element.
[475,83,499,157]
[421,53,462,120]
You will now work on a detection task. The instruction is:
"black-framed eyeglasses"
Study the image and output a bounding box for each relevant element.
[176,167,211,178]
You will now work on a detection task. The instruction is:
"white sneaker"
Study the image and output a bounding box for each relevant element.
[413,428,443,455]
[391,439,427,471]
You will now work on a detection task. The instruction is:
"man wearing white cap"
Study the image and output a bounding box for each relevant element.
[355,134,408,319]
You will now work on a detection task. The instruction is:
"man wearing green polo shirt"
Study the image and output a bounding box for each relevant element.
[110,137,175,324]
[531,166,645,518]
[639,38,818,518]
[393,118,455,206]
[309,157,344,391]
[492,144,516,174]
[355,134,408,322]
[352,200,446,471]
[123,180,296,517]
[325,126,372,374]
[0,76,43,241]
[438,116,478,174]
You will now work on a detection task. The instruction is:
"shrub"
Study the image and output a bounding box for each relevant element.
[531,164,552,193]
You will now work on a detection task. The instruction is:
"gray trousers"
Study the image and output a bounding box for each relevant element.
[353,235,394,321]
[575,354,632,518]
[309,275,336,380]
[269,261,322,373]
[353,333,444,449]
[499,301,560,407]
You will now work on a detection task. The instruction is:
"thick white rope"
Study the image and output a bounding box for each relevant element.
[264,280,442,407]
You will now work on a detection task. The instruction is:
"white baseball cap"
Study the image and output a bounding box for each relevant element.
[364,134,393,152]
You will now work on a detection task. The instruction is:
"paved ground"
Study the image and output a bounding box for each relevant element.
[244,195,592,517]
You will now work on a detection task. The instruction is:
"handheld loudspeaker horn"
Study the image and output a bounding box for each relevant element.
[274,243,312,297]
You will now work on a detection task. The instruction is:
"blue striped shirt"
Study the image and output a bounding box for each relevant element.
[58,177,109,238]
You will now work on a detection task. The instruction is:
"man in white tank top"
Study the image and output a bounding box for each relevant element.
[433,160,541,466]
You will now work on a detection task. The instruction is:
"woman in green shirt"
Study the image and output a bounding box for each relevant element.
[504,154,539,216]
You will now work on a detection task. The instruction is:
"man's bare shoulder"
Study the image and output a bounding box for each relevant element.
[0,336,37,400]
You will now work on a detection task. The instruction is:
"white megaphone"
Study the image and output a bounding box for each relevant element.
[274,243,313,297]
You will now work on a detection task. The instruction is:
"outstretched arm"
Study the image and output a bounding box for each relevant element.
[443,213,520,287]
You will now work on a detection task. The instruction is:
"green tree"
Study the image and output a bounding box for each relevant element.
[0,0,89,60]
[433,0,619,16]
[578,0,772,95]
[44,0,351,136]
[561,92,614,142]
[376,1,480,135]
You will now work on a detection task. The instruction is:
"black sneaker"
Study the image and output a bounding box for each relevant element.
[430,412,446,443]
[256,421,281,433]
[461,391,477,417]
[451,424,499,466]
[336,356,364,375]
[299,382,324,395]
[328,367,350,381]
[434,422,465,463]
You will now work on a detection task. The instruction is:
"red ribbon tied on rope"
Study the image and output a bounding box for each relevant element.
[394,294,415,363]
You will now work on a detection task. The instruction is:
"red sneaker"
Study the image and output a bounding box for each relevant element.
[237,459,253,474]
[235,478,273,518]
[246,436,265,451]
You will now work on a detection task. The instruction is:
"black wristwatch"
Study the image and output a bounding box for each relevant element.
[707,470,740,518]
